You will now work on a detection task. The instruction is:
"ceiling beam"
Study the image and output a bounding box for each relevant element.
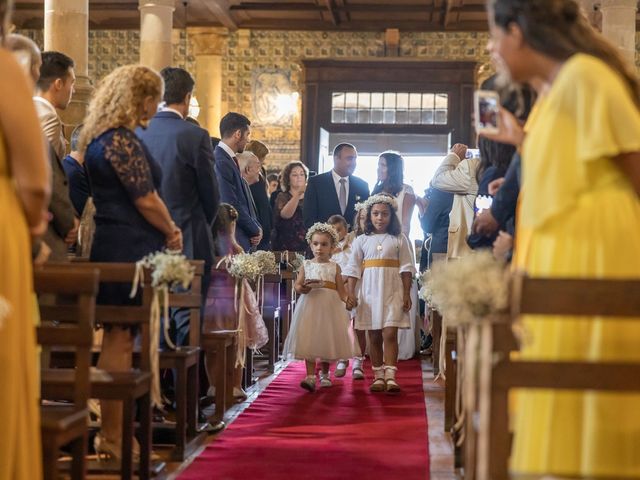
[323,0,340,26]
[202,0,237,30]
[335,0,350,22]
[229,3,435,13]
[15,1,138,10]
[444,0,461,27]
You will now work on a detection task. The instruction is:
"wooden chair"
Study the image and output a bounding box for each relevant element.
[258,273,282,373]
[274,251,300,345]
[35,266,99,480]
[476,275,640,480]
[201,263,238,423]
[156,260,205,460]
[43,262,155,480]
[430,308,442,376]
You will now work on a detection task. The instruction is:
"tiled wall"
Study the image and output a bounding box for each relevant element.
[18,28,492,168]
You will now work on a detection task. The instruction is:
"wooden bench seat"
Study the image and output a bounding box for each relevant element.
[35,266,99,480]
[44,262,155,480]
[473,275,640,480]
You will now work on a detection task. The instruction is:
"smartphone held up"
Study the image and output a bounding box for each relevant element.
[474,90,500,135]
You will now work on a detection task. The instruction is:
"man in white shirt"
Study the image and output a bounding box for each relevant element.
[33,51,78,260]
[34,51,75,160]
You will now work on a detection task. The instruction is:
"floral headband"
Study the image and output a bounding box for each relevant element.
[305,222,339,245]
[354,201,367,212]
[361,193,398,212]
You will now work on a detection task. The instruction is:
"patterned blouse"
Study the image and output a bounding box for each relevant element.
[271,191,307,252]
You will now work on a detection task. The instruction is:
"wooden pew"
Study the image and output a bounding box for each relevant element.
[475,275,640,480]
[43,262,156,480]
[36,266,99,480]
[274,251,301,349]
[157,260,206,460]
[258,273,282,373]
[202,264,238,423]
[430,309,442,376]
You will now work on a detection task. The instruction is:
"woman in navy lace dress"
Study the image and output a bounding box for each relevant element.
[79,65,182,460]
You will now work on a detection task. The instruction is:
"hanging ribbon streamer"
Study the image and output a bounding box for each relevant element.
[130,263,163,409]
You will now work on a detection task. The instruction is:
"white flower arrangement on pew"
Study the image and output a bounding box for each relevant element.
[130,249,195,407]
[0,295,11,330]
[227,253,263,281]
[288,253,306,274]
[419,250,509,326]
[252,250,279,276]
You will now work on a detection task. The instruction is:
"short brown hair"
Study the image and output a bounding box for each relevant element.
[280,161,308,193]
[245,140,270,162]
[327,214,348,230]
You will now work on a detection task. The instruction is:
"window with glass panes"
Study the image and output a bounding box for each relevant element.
[331,91,449,125]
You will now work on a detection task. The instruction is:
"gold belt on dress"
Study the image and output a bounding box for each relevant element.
[363,259,400,269]
[322,281,337,290]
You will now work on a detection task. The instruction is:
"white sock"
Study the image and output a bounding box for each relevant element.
[384,365,398,382]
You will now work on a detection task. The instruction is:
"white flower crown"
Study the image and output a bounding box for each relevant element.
[361,193,398,212]
[305,222,339,244]
[354,201,367,212]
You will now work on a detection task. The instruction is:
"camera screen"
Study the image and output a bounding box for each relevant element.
[478,95,499,129]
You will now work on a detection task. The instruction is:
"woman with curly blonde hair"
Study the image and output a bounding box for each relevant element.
[82,65,182,460]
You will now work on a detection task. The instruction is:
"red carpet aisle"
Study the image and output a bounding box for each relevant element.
[180,359,429,480]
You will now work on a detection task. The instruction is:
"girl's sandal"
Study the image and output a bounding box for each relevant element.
[385,379,401,394]
[369,378,386,392]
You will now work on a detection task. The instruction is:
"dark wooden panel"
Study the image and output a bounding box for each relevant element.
[301,59,477,171]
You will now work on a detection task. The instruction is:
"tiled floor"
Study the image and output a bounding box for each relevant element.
[88,355,459,479]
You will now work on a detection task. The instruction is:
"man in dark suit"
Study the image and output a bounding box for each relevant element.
[214,112,262,251]
[303,143,370,228]
[137,67,220,345]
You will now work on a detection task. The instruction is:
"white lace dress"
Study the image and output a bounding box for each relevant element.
[396,184,420,359]
[283,260,356,361]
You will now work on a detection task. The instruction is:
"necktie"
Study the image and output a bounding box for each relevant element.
[339,178,347,215]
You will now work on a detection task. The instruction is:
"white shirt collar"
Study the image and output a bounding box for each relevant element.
[161,106,184,119]
[33,96,57,113]
[219,140,237,160]
[331,169,348,183]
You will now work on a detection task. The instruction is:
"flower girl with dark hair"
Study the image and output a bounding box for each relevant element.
[344,194,415,393]
[283,223,356,392]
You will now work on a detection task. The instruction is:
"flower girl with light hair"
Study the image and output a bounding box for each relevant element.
[344,194,415,393]
[283,223,357,392]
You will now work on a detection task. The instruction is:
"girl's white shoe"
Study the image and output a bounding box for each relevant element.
[300,375,316,392]
[319,373,332,387]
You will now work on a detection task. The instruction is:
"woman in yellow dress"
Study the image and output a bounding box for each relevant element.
[485,0,640,477]
[0,1,51,477]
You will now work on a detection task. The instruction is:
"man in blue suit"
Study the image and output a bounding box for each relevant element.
[137,67,220,345]
[214,112,262,251]
[303,143,370,228]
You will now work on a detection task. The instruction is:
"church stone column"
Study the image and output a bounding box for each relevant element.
[139,0,175,71]
[188,27,228,137]
[44,0,91,131]
[599,0,637,64]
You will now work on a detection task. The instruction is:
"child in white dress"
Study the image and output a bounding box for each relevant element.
[283,223,356,392]
[329,208,368,379]
[344,194,415,393]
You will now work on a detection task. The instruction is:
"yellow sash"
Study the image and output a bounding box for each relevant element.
[363,259,400,269]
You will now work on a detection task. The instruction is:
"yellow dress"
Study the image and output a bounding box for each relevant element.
[0,131,42,479]
[511,54,640,477]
